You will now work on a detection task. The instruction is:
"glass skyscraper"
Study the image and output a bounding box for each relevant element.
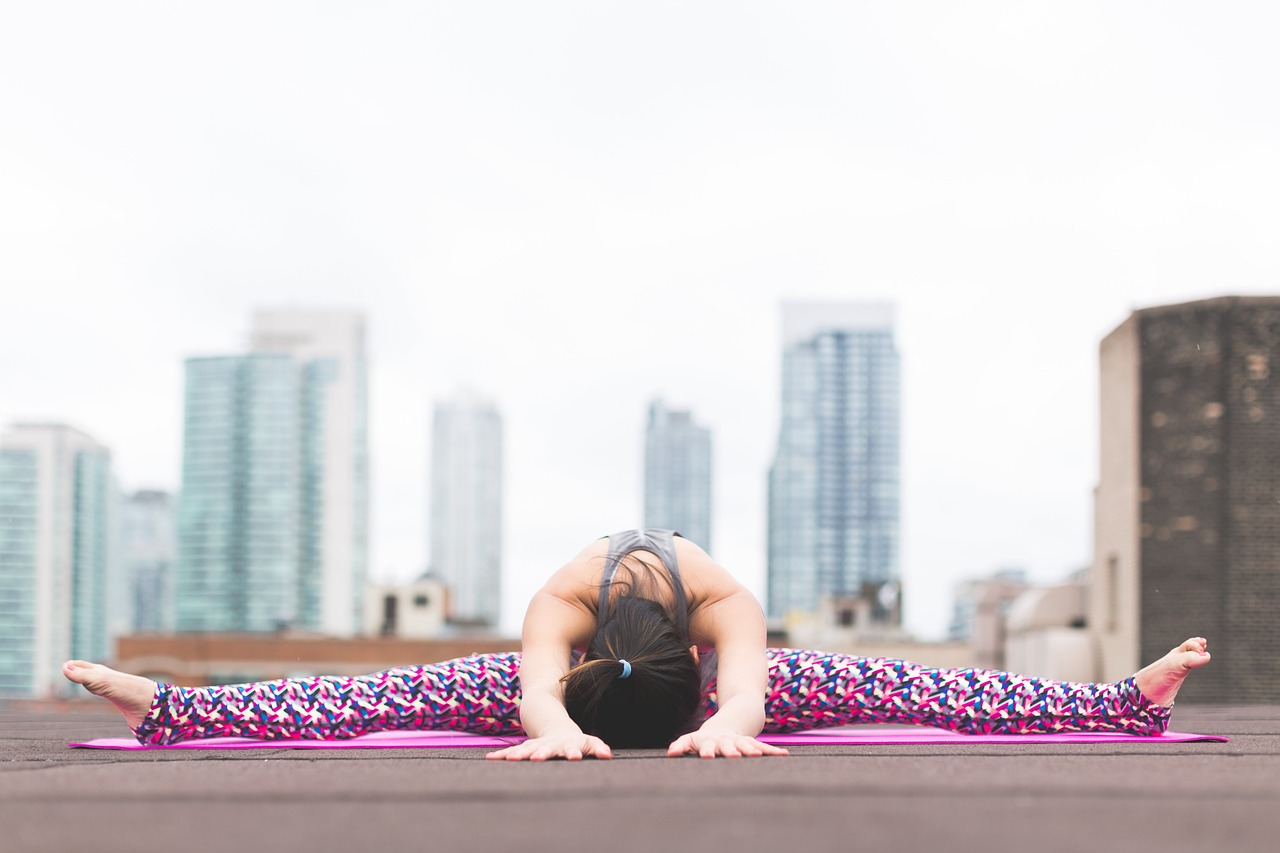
[644,399,712,552]
[176,355,299,631]
[176,309,368,635]
[120,490,176,632]
[429,392,503,626]
[251,310,369,637]
[767,302,900,621]
[0,424,116,698]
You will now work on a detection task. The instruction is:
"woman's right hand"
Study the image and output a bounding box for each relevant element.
[485,730,613,761]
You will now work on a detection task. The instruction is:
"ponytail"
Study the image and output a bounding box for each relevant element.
[561,595,701,748]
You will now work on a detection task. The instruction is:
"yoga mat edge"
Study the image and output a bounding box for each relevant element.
[68,727,1228,750]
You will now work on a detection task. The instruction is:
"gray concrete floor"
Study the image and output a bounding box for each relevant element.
[3,704,1278,853]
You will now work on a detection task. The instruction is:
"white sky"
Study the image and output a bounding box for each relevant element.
[2,2,1277,639]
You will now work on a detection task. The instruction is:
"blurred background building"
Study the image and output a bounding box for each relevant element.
[251,309,369,636]
[429,391,503,627]
[1094,296,1280,703]
[1004,572,1092,683]
[175,310,368,636]
[768,302,901,632]
[364,574,447,639]
[119,490,176,633]
[947,568,1029,670]
[0,424,115,698]
[643,398,712,552]
[176,353,299,632]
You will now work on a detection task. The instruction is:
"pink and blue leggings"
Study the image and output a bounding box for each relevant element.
[131,648,1171,745]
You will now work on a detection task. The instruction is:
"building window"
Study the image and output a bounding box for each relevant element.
[381,595,398,637]
[1246,354,1269,380]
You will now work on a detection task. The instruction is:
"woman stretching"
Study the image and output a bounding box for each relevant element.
[64,529,1210,760]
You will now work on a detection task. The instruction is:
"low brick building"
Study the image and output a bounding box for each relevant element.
[1094,296,1280,702]
[116,633,519,687]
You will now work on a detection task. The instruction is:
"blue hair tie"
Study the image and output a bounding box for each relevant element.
[618,659,632,679]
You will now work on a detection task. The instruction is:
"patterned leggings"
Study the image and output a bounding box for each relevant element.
[131,648,1171,745]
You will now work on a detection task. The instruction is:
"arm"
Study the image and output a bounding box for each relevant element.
[667,550,788,759]
[487,561,613,761]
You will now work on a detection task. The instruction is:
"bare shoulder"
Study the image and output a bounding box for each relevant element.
[537,537,610,609]
[521,539,609,652]
[672,536,751,606]
[674,537,765,651]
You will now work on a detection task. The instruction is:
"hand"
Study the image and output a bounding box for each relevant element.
[486,731,613,761]
[667,730,789,759]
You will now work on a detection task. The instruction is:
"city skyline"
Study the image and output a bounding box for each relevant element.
[3,3,1277,639]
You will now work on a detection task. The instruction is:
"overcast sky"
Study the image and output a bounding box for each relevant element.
[2,2,1277,639]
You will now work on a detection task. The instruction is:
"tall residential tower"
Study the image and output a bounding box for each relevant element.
[251,309,369,636]
[0,424,115,697]
[767,302,900,623]
[429,392,503,626]
[643,399,712,551]
[175,310,368,635]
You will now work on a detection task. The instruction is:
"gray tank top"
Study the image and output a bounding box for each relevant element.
[598,528,690,643]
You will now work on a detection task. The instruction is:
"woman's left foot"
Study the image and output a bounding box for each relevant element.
[62,660,157,729]
[1134,637,1211,707]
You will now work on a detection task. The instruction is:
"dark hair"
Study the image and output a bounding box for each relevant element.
[561,593,701,748]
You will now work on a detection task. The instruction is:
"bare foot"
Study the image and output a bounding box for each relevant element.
[62,660,157,730]
[1134,637,1211,708]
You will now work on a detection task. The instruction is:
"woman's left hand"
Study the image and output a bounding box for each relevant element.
[666,730,789,759]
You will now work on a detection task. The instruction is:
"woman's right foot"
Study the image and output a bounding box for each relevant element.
[62,660,157,730]
[1134,637,1211,708]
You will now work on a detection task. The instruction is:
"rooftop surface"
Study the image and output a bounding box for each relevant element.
[3,704,1278,853]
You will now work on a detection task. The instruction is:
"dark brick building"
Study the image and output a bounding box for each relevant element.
[1094,296,1280,703]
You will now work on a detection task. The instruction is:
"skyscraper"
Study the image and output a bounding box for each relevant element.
[767,302,900,622]
[120,490,176,632]
[251,309,369,636]
[175,310,368,635]
[176,354,300,632]
[0,424,115,698]
[1094,296,1280,703]
[644,399,712,551]
[429,392,503,626]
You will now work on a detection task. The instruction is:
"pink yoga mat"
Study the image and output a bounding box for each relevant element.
[68,727,1227,750]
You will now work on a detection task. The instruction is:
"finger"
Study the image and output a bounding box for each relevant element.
[491,745,531,761]
[699,740,718,759]
[718,742,743,758]
[505,744,539,762]
[587,738,613,759]
[667,735,693,757]
[486,742,530,760]
[754,742,789,756]
[527,742,558,761]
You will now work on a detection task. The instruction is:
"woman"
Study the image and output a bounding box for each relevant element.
[64,529,1210,760]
